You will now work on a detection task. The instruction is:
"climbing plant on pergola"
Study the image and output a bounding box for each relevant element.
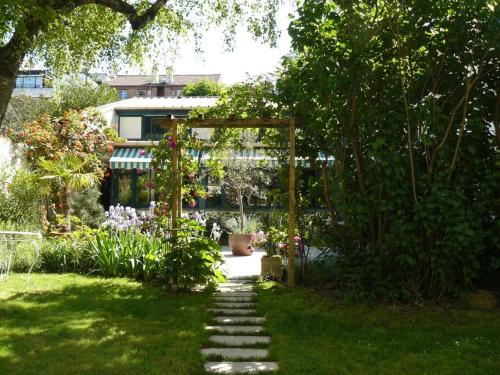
[159,117,299,288]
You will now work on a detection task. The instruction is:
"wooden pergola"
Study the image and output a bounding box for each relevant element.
[160,117,298,288]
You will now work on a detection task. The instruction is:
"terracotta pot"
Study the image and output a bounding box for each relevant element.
[228,233,253,256]
[261,255,283,280]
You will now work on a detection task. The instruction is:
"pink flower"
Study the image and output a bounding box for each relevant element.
[278,242,287,249]
[294,235,301,243]
[145,181,154,190]
[139,149,146,156]
[188,201,196,208]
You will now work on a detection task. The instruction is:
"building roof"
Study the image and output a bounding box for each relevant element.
[108,74,221,87]
[97,96,219,111]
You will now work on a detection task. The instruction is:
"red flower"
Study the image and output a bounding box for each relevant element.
[188,201,196,208]
[145,181,154,190]
[139,149,146,156]
[18,131,25,139]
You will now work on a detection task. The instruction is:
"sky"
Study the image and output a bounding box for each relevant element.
[125,3,295,85]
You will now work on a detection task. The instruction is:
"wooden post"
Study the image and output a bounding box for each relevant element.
[288,117,296,288]
[171,119,179,230]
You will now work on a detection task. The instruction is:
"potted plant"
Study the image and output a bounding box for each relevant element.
[225,215,261,256]
[221,135,272,256]
[259,226,287,279]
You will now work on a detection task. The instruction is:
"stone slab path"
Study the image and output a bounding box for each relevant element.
[202,277,278,374]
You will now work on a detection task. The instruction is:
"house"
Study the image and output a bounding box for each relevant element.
[96,97,219,209]
[12,70,53,98]
[107,69,221,100]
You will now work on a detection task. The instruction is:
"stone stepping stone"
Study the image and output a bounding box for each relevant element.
[219,282,254,287]
[213,296,255,302]
[214,316,265,324]
[205,325,265,334]
[201,348,269,360]
[214,292,256,297]
[204,361,278,373]
[214,302,257,308]
[217,287,253,293]
[209,335,271,346]
[208,308,257,315]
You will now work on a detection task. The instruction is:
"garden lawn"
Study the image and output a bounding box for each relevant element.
[0,273,212,375]
[256,282,500,375]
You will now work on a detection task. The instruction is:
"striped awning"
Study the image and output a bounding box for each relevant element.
[110,147,152,169]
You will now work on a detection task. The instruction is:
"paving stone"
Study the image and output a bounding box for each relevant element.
[201,348,269,359]
[204,361,278,373]
[213,302,257,308]
[208,308,257,315]
[205,325,265,334]
[213,316,265,324]
[209,335,271,346]
[217,287,254,293]
[213,296,255,302]
[214,291,256,297]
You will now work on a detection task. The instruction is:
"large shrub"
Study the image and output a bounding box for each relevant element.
[276,0,499,299]
[162,219,225,290]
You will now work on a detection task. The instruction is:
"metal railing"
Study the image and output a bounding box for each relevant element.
[0,231,42,283]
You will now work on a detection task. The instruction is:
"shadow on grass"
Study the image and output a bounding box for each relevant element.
[0,275,212,375]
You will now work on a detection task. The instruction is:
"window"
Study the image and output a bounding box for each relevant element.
[118,90,128,99]
[157,86,164,97]
[114,169,154,208]
[138,89,151,97]
[15,75,43,88]
[143,117,169,140]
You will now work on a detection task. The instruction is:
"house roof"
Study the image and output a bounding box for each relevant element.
[97,96,219,111]
[108,74,221,87]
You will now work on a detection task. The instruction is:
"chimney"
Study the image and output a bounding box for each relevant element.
[151,67,159,84]
[165,66,174,84]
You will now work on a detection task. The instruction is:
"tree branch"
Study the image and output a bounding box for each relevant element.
[88,0,167,30]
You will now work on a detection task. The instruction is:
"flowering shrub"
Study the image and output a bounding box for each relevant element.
[250,231,266,248]
[8,109,111,164]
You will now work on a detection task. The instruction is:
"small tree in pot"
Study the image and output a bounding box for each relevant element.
[222,137,272,255]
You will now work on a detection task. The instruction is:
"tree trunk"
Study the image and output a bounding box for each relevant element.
[0,45,25,127]
[238,190,245,232]
[65,189,72,232]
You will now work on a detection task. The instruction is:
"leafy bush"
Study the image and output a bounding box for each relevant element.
[10,242,42,272]
[90,230,169,280]
[162,219,225,289]
[70,187,105,228]
[225,215,261,234]
[0,169,48,227]
[40,231,95,273]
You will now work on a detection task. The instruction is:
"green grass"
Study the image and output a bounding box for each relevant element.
[256,281,500,375]
[1,274,498,375]
[0,273,212,375]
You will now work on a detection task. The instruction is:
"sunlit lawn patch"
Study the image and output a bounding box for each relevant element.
[256,281,500,375]
[0,273,211,375]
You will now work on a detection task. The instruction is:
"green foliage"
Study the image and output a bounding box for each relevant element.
[0,168,49,227]
[10,242,42,273]
[182,79,224,97]
[90,230,169,280]
[52,82,118,116]
[162,219,225,289]
[276,0,499,299]
[69,187,105,228]
[1,1,281,77]
[2,96,57,132]
[40,231,96,273]
[225,215,261,234]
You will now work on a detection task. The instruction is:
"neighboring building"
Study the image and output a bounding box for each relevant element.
[12,70,53,98]
[96,97,218,209]
[107,70,221,100]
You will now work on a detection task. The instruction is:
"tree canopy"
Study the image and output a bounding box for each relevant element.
[182,80,225,97]
[0,0,282,124]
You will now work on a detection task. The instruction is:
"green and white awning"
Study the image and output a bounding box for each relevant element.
[110,147,152,169]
